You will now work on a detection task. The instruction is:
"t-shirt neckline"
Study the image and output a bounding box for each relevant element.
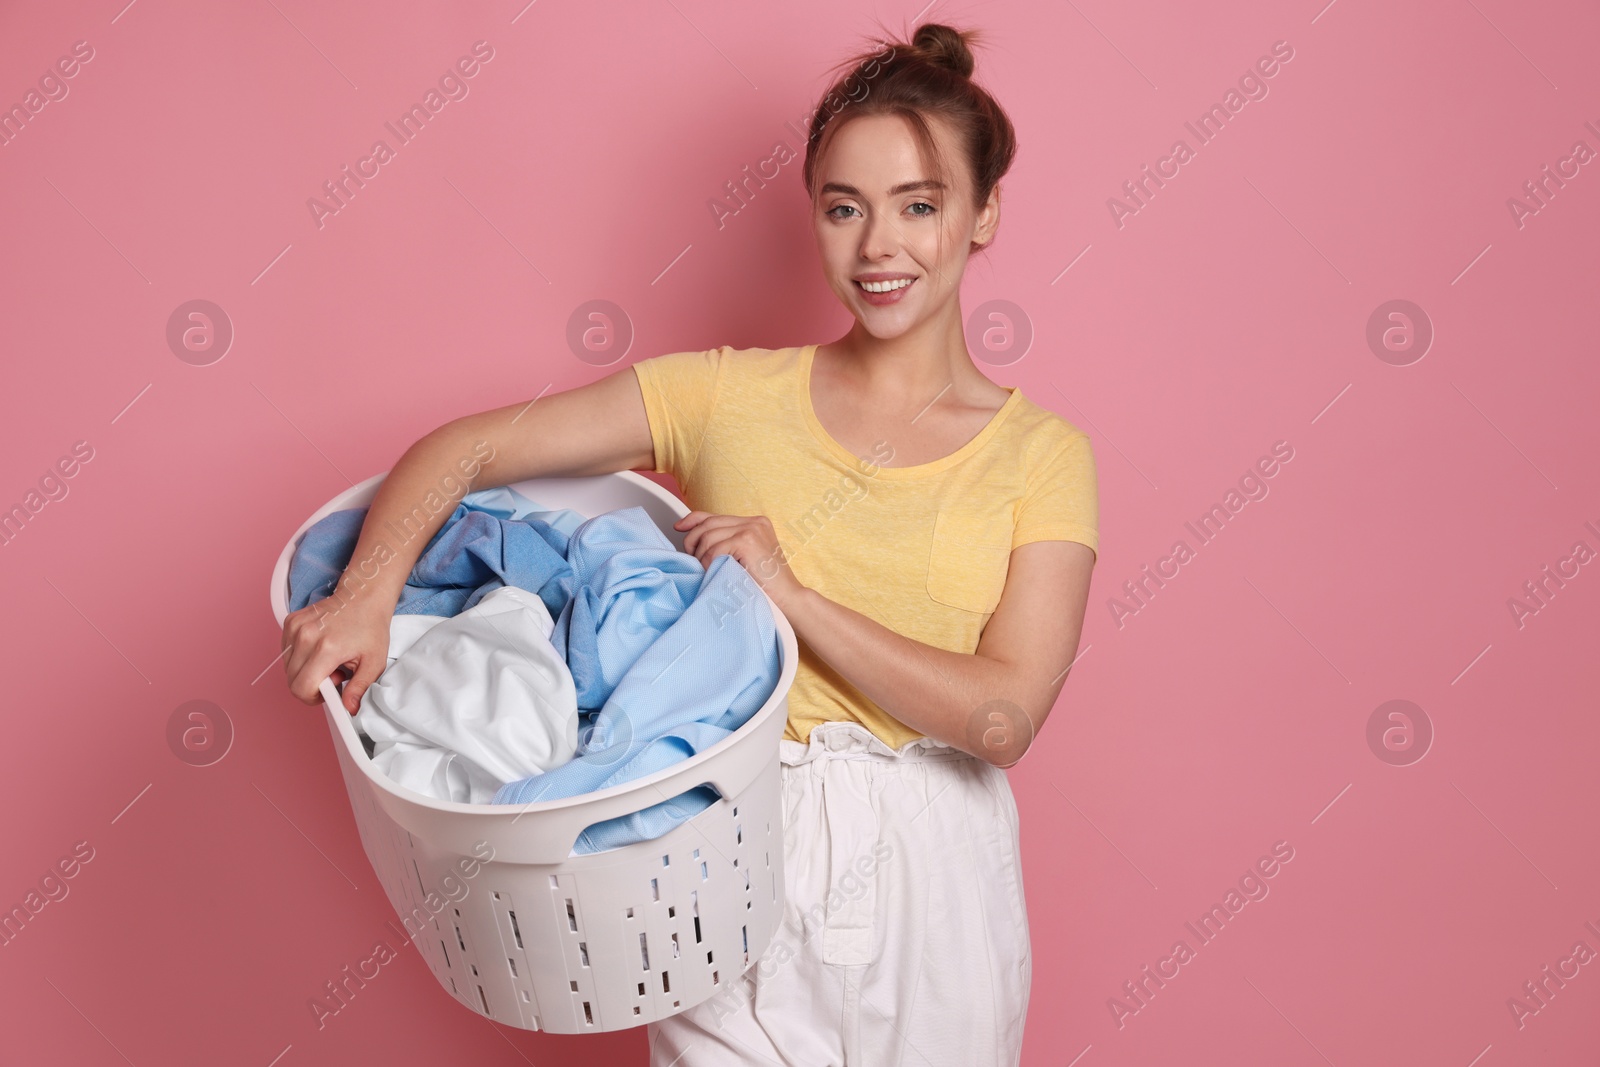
[797,342,1023,479]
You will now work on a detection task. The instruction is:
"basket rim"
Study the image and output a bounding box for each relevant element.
[267,469,799,819]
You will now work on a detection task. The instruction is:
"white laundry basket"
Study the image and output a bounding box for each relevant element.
[267,470,798,1033]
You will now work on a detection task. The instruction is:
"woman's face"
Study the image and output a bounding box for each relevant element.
[812,111,1000,341]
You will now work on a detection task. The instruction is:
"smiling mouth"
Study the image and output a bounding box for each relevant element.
[854,277,915,293]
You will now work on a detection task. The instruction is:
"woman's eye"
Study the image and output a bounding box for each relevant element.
[908,201,936,217]
[826,204,859,220]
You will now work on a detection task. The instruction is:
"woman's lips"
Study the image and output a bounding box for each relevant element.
[854,277,915,307]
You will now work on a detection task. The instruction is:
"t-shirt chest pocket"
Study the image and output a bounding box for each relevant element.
[926,510,1013,615]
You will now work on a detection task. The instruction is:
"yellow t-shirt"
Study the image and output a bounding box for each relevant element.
[631,342,1099,750]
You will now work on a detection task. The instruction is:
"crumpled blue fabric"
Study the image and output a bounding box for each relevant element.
[547,506,710,714]
[286,487,583,620]
[460,486,586,538]
[494,547,780,855]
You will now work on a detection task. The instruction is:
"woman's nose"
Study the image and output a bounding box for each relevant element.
[858,210,899,260]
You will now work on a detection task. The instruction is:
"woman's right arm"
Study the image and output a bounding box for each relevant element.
[280,364,658,713]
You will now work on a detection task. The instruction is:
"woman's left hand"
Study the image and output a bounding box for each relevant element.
[674,511,806,613]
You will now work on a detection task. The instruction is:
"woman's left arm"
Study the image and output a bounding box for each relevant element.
[676,511,1095,768]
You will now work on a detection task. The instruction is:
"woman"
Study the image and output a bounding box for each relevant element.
[281,21,1096,1067]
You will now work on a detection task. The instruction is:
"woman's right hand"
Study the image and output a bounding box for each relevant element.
[281,596,394,715]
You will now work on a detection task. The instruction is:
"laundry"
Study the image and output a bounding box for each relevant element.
[286,486,584,620]
[496,543,780,855]
[354,585,579,804]
[285,490,782,854]
[548,505,719,713]
[453,485,587,538]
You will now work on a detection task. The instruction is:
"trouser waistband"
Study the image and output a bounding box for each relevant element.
[779,720,973,767]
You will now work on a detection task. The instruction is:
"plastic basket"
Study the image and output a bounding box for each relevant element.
[267,471,798,1033]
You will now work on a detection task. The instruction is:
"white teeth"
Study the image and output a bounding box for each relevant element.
[857,278,913,293]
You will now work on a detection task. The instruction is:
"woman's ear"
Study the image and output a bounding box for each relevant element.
[973,183,1002,250]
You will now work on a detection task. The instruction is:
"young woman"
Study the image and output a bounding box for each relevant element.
[281,21,1096,1067]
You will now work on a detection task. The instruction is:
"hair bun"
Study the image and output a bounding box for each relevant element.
[911,23,975,78]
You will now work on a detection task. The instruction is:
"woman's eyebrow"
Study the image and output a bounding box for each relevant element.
[820,179,947,196]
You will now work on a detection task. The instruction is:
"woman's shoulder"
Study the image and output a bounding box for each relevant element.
[1004,388,1091,454]
[646,342,805,369]
[723,342,810,362]
[633,342,797,384]
[704,343,813,386]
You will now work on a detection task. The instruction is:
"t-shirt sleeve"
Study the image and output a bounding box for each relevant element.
[630,347,726,483]
[1012,431,1099,558]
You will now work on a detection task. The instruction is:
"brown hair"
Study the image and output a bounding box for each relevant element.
[801,22,1017,217]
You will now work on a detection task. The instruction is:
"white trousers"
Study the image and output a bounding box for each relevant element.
[647,720,1031,1066]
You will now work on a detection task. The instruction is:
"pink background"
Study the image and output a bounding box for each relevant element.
[2,0,1597,1063]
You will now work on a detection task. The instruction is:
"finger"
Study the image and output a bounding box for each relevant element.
[282,634,311,696]
[341,654,384,716]
[290,645,346,705]
[286,662,316,705]
[281,617,321,684]
[283,624,326,696]
[677,511,718,552]
[285,653,320,704]
[281,611,309,654]
[689,525,745,569]
[283,598,346,687]
[681,513,745,556]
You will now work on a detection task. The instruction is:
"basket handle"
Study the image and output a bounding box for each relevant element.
[346,693,785,866]
[491,709,780,864]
